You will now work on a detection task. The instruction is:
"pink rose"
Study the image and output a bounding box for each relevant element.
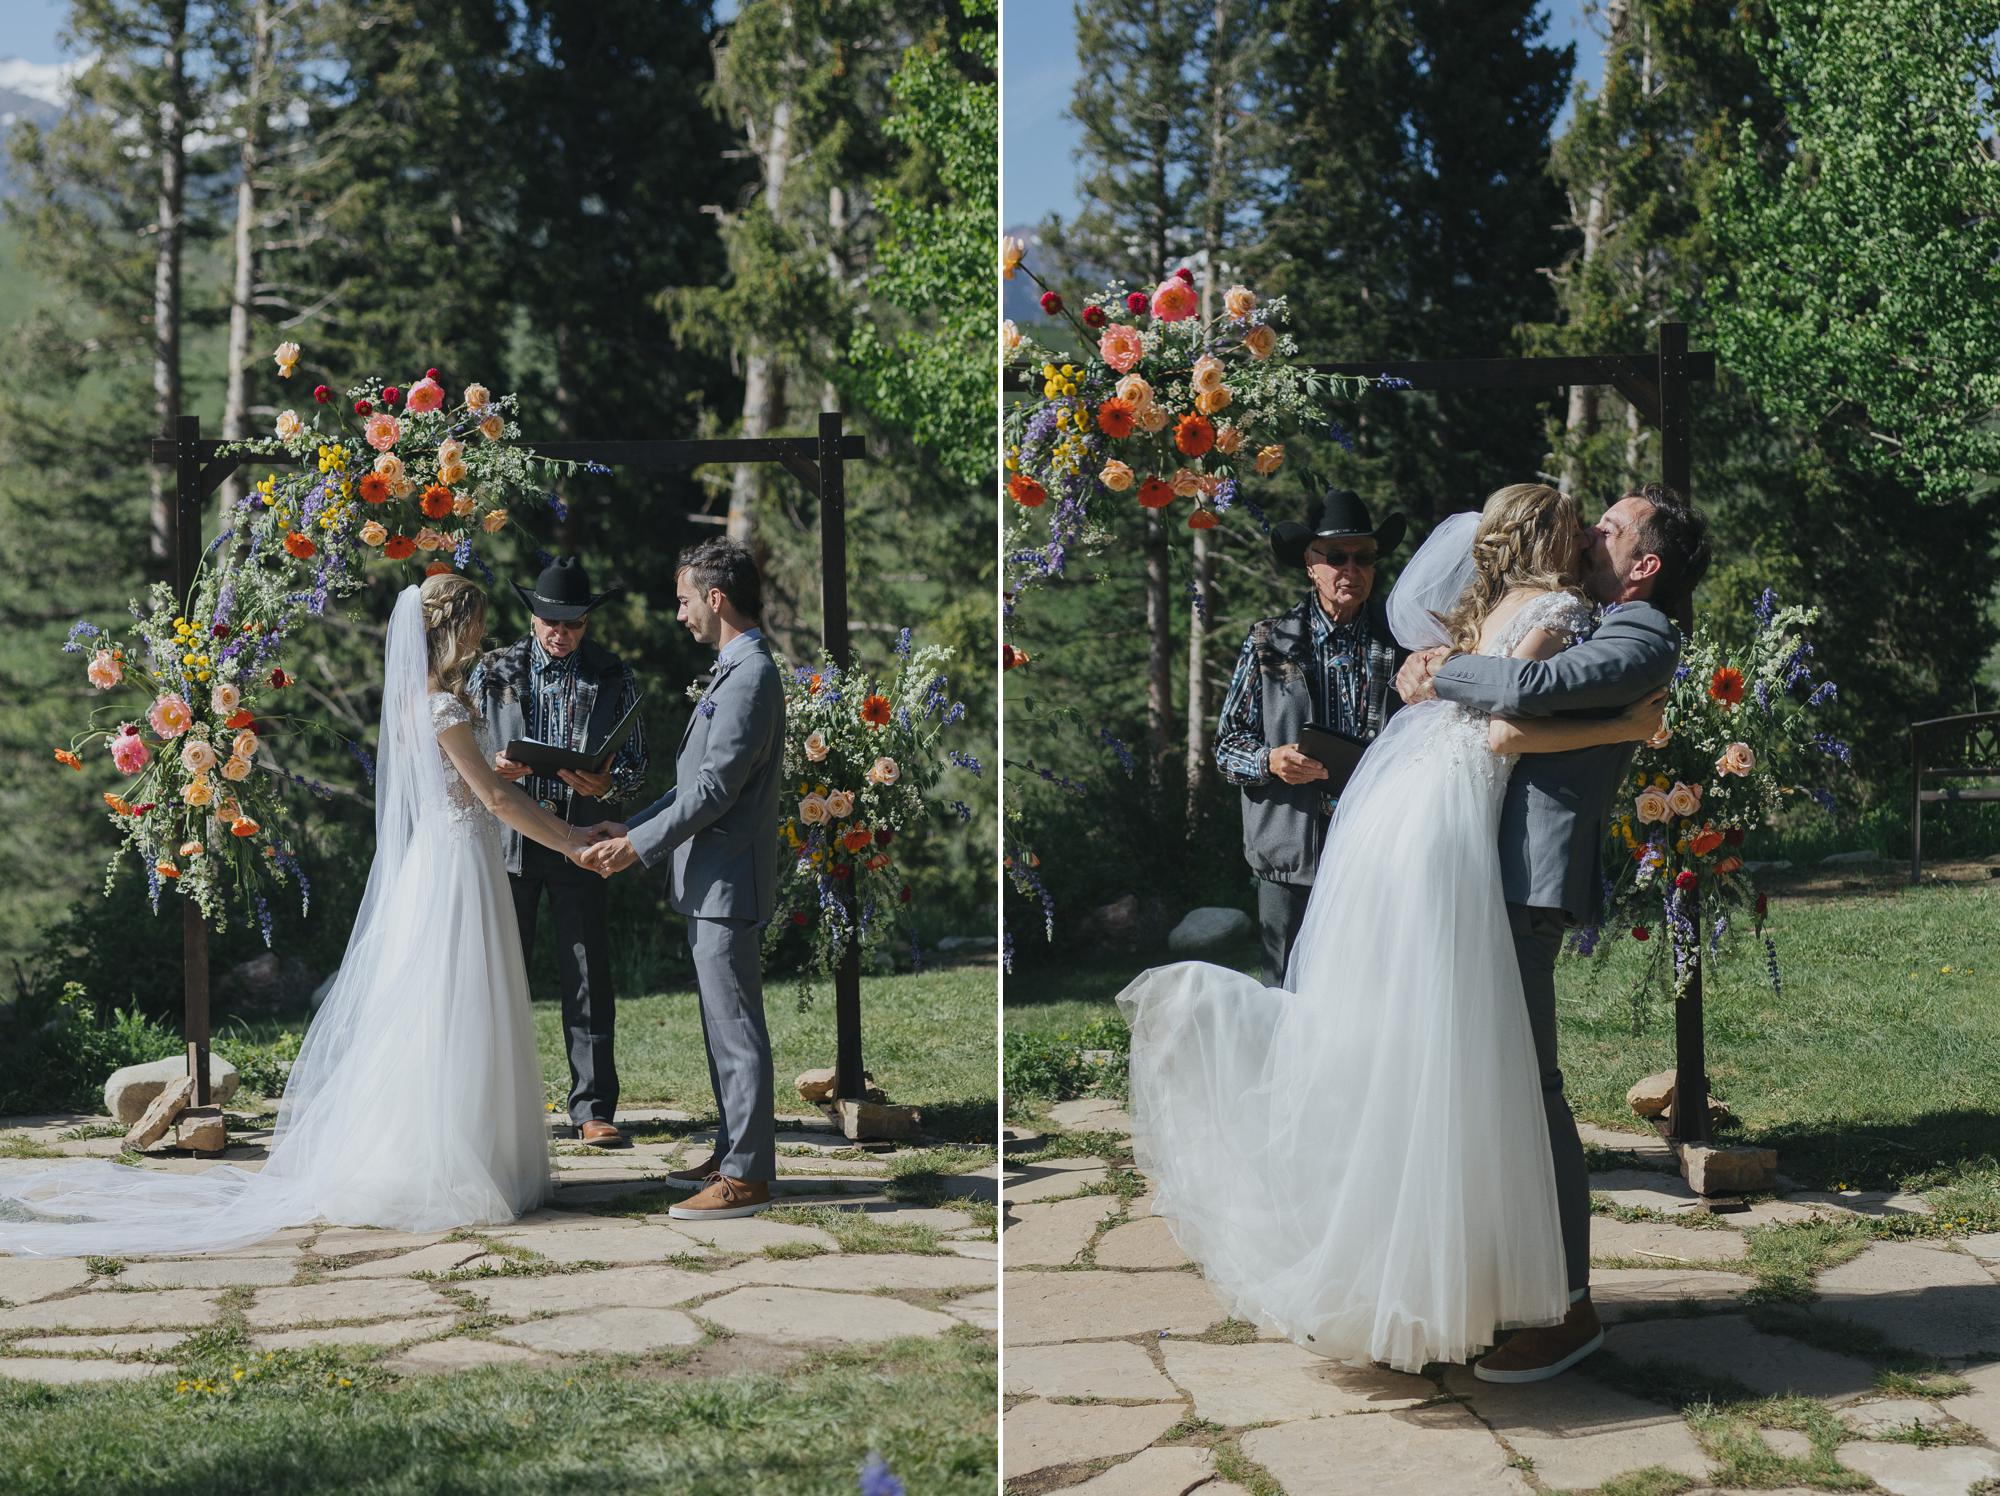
[463,383,491,411]
[478,413,505,442]
[826,789,856,819]
[210,683,240,716]
[86,649,123,691]
[364,412,403,452]
[1137,404,1168,434]
[220,755,252,782]
[232,729,260,760]
[373,453,406,483]
[1150,278,1198,322]
[180,739,220,776]
[1114,373,1154,412]
[148,693,192,739]
[804,731,829,763]
[109,725,151,775]
[1097,323,1145,373]
[404,377,445,413]
[1718,741,1756,777]
[798,794,829,825]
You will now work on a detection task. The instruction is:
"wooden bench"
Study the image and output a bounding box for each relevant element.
[1910,711,2000,882]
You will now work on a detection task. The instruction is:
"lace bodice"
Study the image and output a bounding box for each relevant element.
[1413,591,1599,789]
[428,691,492,830]
[1482,590,1596,660]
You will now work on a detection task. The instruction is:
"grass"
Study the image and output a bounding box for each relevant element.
[0,1331,996,1495]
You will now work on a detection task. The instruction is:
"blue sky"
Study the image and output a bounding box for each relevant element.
[1004,0,1602,226]
[0,1,70,64]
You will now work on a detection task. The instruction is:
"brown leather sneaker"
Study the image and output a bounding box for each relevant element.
[578,1120,629,1149]
[667,1174,771,1220]
[1474,1298,1604,1383]
[665,1154,723,1190]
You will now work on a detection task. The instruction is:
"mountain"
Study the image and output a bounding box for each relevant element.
[0,57,84,197]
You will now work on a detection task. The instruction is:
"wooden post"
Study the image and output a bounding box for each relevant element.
[817,411,866,1102]
[171,414,214,1108]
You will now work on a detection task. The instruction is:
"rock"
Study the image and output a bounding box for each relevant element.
[0,1257,94,1305]
[1242,1402,1532,1496]
[120,1074,194,1148]
[716,1254,993,1294]
[1095,1216,1189,1270]
[490,1223,701,1266]
[1004,1269,1231,1346]
[697,1285,957,1344]
[493,1306,703,1356]
[1964,1232,2000,1263]
[1003,1196,1116,1268]
[119,1257,299,1290]
[1841,1398,1956,1435]
[1819,849,1883,866]
[1813,1242,2000,1358]
[1761,1429,1814,1460]
[1001,1400,1186,1482]
[0,1358,170,1385]
[1002,1156,1109,1204]
[251,1319,447,1352]
[1941,1360,2000,1445]
[386,1338,546,1374]
[1062,1448,1215,1495]
[1591,1168,1700,1213]
[1742,859,1792,873]
[326,1242,493,1279]
[1078,894,1154,948]
[106,1056,238,1126]
[12,1331,191,1356]
[1627,1070,1677,1118]
[1003,1340,1180,1402]
[1166,906,1253,954]
[215,951,316,1014]
[1834,1441,2000,1496]
[1445,1364,1713,1490]
[933,934,997,954]
[243,1280,450,1328]
[1681,1143,1777,1195]
[1606,1315,1876,1402]
[837,1099,921,1141]
[1164,1340,1430,1425]
[1588,1268,1756,1320]
[1589,1216,1748,1263]
[943,1288,997,1330]
[1046,1097,1133,1134]
[174,1106,227,1155]
[0,1288,222,1334]
[795,1068,837,1104]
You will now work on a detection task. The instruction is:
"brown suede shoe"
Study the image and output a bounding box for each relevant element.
[578,1120,629,1149]
[665,1154,723,1190]
[1474,1298,1604,1383]
[667,1174,771,1220]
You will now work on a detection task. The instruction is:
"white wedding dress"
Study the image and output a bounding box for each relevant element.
[1118,522,1594,1372]
[0,587,550,1257]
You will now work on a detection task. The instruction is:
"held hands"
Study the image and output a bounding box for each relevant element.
[493,751,532,782]
[1268,744,1330,785]
[567,821,635,878]
[1395,646,1452,706]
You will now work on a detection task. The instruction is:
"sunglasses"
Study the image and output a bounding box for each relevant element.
[1311,548,1378,568]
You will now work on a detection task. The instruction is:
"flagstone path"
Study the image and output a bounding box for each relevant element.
[1004,1100,2000,1495]
[0,1105,996,1388]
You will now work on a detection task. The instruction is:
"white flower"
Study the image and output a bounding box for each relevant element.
[274,410,303,440]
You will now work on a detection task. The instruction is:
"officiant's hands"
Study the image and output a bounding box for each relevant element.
[557,766,614,798]
[1269,744,1330,785]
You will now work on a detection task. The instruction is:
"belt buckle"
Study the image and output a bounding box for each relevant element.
[538,797,558,814]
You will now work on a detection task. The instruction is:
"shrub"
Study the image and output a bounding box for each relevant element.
[0,982,181,1115]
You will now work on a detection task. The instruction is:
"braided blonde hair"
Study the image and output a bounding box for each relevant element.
[420,574,487,701]
[1440,483,1584,657]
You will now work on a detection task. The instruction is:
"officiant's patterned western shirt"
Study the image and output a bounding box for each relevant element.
[1214,595,1400,813]
[521,638,649,814]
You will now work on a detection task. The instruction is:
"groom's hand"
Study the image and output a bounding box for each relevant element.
[578,820,627,844]
[1269,745,1330,785]
[1396,646,1450,705]
[580,836,639,876]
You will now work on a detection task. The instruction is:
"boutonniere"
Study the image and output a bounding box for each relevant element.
[686,672,720,718]
[684,675,708,704]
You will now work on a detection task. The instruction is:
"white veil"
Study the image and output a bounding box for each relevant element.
[0,587,443,1256]
[1384,510,1482,651]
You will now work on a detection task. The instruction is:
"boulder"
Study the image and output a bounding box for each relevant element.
[1626,1070,1676,1118]
[1681,1143,1778,1195]
[123,1075,195,1151]
[1167,906,1254,954]
[105,1055,240,1125]
[838,1099,923,1142]
[173,1107,227,1155]
[795,1068,838,1104]
[1082,894,1142,942]
[216,952,316,1014]
[1819,849,1882,866]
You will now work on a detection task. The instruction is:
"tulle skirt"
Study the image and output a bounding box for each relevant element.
[0,817,550,1257]
[1117,701,1568,1371]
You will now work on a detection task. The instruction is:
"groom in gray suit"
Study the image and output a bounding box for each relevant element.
[580,538,785,1220]
[1398,482,1711,1382]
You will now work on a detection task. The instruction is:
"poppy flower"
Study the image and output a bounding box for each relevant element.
[1008,473,1047,508]
[1675,870,1698,890]
[1174,265,1195,283]
[230,817,260,837]
[283,532,316,559]
[1002,644,1029,670]
[1709,666,1745,706]
[1095,399,1135,438]
[420,485,454,519]
[270,668,292,688]
[1175,413,1215,457]
[157,861,181,879]
[1081,305,1107,328]
[382,386,401,406]
[1690,828,1725,857]
[354,399,372,415]
[842,828,873,853]
[313,385,330,404]
[357,473,390,504]
[1632,926,1650,941]
[1188,509,1219,530]
[1039,291,1063,315]
[860,694,892,727]
[383,535,417,560]
[1136,477,1174,509]
[54,748,81,770]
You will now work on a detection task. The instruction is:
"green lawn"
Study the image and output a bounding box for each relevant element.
[1006,869,2000,1208]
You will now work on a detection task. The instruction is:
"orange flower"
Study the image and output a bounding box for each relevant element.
[283,531,316,559]
[865,853,891,871]
[225,708,255,730]
[383,535,417,560]
[1174,413,1215,458]
[420,484,454,520]
[1714,856,1744,875]
[357,472,391,504]
[1002,643,1030,671]
[230,817,260,837]
[1690,827,1725,857]
[1709,666,1745,706]
[1188,509,1219,530]
[1008,473,1047,508]
[807,672,822,695]
[1136,477,1174,509]
[156,861,181,879]
[425,561,453,576]
[54,748,82,770]
[1095,399,1135,438]
[860,694,892,727]
[103,792,132,815]
[842,828,873,853]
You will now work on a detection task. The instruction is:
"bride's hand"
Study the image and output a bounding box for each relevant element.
[1622,688,1669,744]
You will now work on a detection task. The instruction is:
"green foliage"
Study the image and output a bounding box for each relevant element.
[0,982,182,1116]
[213,1026,302,1099]
[1002,1011,1130,1110]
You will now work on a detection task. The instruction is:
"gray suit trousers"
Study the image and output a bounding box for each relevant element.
[688,915,776,1182]
[1508,902,1590,1296]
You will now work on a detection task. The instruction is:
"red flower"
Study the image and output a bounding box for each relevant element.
[1081,305,1107,328]
[1136,477,1174,509]
[1690,828,1725,857]
[383,535,417,560]
[131,802,155,815]
[1754,892,1769,918]
[791,910,808,926]
[1189,509,1219,530]
[1175,413,1215,457]
[859,693,892,727]
[354,399,372,415]
[1174,265,1194,283]
[1003,643,1029,671]
[283,531,316,559]
[212,624,230,638]
[1709,666,1745,706]
[1039,291,1063,315]
[313,384,330,404]
[1125,291,1148,313]
[54,748,81,770]
[1009,473,1047,508]
[225,709,255,730]
[1675,870,1698,890]
[831,863,852,880]
[357,472,390,504]
[842,828,873,853]
[425,561,452,577]
[1724,827,1745,847]
[899,884,912,904]
[270,668,291,688]
[874,828,893,846]
[425,367,439,380]
[1632,926,1651,941]
[1095,399,1135,438]
[382,386,401,406]
[420,484,454,519]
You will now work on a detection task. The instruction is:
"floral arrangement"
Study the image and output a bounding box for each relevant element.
[1575,590,1847,1004]
[767,628,976,1004]
[52,345,598,937]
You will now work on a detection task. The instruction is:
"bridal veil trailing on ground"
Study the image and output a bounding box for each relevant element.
[0,587,549,1257]
[1116,513,1571,1372]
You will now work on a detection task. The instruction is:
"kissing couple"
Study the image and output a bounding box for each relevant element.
[1118,481,1712,1381]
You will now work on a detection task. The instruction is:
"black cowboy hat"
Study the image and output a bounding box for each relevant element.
[1270,488,1408,570]
[511,556,623,622]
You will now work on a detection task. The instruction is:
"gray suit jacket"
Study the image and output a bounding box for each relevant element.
[627,633,785,924]
[1430,601,1680,926]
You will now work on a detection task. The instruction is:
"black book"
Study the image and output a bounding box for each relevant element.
[1295,721,1372,795]
[504,694,645,774]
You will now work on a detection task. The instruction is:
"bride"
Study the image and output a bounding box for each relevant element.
[0,575,600,1257]
[1118,484,1665,1373]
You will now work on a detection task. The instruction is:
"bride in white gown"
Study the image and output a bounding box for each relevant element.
[1118,484,1665,1373]
[0,575,599,1257]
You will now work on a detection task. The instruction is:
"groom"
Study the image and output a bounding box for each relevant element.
[580,538,784,1221]
[1397,481,1711,1382]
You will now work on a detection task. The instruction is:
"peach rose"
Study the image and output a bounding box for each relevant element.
[1002,319,1022,357]
[1138,403,1169,434]
[179,841,204,859]
[209,683,240,716]
[183,777,214,808]
[867,756,900,786]
[1215,424,1245,455]
[359,519,388,546]
[181,739,219,776]
[1666,782,1702,819]
[374,453,406,484]
[826,789,856,820]
[804,730,830,762]
[463,383,490,411]
[1098,323,1145,374]
[390,476,416,500]
[480,508,510,534]
[1223,284,1257,319]
[1114,373,1153,411]
[274,410,304,440]
[1243,324,1278,359]
[798,793,829,825]
[1170,468,1202,498]
[232,729,259,759]
[439,438,465,466]
[148,693,193,739]
[1190,355,1226,395]
[1634,788,1670,824]
[272,341,301,377]
[1718,741,1756,777]
[1253,443,1285,476]
[220,754,252,782]
[404,376,445,414]
[1196,386,1232,416]
[1099,459,1135,492]
[218,794,243,823]
[1000,234,1025,278]
[414,527,449,552]
[479,413,505,442]
[1150,277,1198,322]
[450,491,476,517]
[87,649,123,691]
[364,412,403,452]
[1196,472,1223,497]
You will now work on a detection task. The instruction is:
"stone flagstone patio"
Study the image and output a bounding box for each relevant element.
[0,1105,995,1389]
[1003,1099,2000,1494]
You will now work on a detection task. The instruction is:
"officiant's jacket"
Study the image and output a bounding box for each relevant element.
[471,636,649,875]
[626,631,784,925]
[1430,600,1680,926]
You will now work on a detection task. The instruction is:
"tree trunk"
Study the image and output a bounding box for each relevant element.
[1561,2,1621,494]
[150,1,190,562]
[1186,0,1229,820]
[220,0,274,523]
[728,96,792,543]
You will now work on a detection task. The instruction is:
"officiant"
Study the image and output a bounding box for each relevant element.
[1215,489,1408,984]
[471,556,650,1148]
